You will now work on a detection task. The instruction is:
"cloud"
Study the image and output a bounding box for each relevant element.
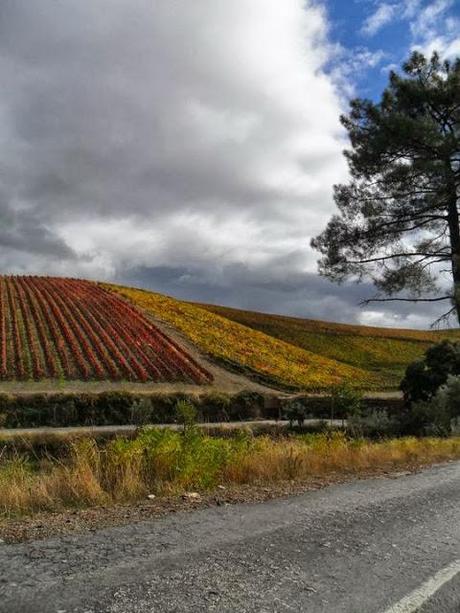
[361,3,398,37]
[329,47,387,98]
[117,260,449,328]
[0,3,349,288]
[360,0,459,62]
[408,0,460,59]
[0,0,452,329]
[409,0,453,39]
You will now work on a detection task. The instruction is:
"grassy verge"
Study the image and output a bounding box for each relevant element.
[1,429,459,518]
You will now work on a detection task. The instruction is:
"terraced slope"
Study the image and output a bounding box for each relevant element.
[0,276,211,383]
[197,303,460,386]
[107,285,383,391]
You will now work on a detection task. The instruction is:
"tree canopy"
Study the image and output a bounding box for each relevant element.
[312,52,460,324]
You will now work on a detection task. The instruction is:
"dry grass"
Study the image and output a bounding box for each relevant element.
[1,430,459,518]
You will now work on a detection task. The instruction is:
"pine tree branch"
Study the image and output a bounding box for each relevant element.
[360,296,452,305]
[347,251,450,264]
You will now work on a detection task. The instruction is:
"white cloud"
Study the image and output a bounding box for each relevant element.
[416,35,460,60]
[361,0,459,62]
[0,0,349,293]
[358,310,435,329]
[380,62,399,75]
[361,3,398,36]
[409,0,460,60]
[402,0,423,18]
[330,47,387,97]
[409,0,453,39]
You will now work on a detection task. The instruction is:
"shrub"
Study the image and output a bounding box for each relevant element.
[399,340,460,435]
[410,375,460,436]
[347,410,399,439]
[440,376,460,422]
[129,397,153,425]
[175,400,198,434]
[227,391,265,420]
[330,383,362,420]
[284,400,308,427]
[401,339,460,403]
[198,393,231,422]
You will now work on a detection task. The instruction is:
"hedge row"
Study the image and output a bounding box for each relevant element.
[0,391,270,428]
[285,395,404,420]
[0,390,403,429]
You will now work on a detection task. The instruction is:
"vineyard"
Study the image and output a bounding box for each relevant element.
[109,284,459,390]
[0,276,212,383]
[198,303,460,386]
[108,284,382,391]
[1,275,453,391]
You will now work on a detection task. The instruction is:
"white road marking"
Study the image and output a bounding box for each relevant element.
[382,559,460,613]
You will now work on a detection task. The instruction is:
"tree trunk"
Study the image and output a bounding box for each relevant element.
[447,195,460,325]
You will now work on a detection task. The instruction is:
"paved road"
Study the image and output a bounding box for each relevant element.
[1,463,459,613]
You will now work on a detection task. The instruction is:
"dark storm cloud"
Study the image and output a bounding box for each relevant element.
[116,260,448,328]
[0,203,75,260]
[116,263,372,324]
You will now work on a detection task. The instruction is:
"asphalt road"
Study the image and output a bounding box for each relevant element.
[0,462,459,613]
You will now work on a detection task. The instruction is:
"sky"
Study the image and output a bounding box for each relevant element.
[0,0,459,328]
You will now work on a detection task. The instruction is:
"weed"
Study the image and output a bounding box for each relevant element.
[1,432,459,517]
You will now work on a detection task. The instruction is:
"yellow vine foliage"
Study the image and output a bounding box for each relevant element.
[105,284,383,391]
[197,304,460,386]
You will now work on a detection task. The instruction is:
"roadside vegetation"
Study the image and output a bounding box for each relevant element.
[400,340,460,436]
[0,390,269,428]
[107,284,382,391]
[1,422,459,518]
[2,349,459,519]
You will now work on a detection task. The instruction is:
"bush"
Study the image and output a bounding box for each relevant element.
[175,400,198,433]
[399,340,460,435]
[198,393,231,422]
[0,391,271,428]
[401,339,460,403]
[129,397,153,425]
[410,375,460,436]
[284,400,308,427]
[330,383,362,420]
[347,410,399,439]
[227,391,265,420]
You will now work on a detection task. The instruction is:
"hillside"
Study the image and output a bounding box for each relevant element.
[1,275,454,392]
[196,303,460,386]
[0,276,211,384]
[107,284,383,391]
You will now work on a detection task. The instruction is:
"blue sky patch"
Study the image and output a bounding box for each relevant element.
[324,0,460,100]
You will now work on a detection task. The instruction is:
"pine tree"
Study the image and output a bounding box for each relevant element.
[312,52,460,324]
